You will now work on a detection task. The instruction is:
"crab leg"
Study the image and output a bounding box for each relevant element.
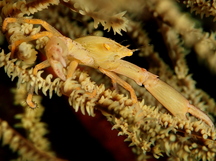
[99,68,138,104]
[66,60,79,79]
[111,60,214,127]
[2,18,62,36]
[4,31,54,108]
[9,31,53,58]
[25,60,51,108]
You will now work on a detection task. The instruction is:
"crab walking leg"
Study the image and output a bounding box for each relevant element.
[111,60,214,127]
[66,60,79,79]
[33,60,50,75]
[2,18,62,36]
[26,60,51,108]
[9,31,53,58]
[99,68,138,104]
[26,89,36,108]
[7,32,54,108]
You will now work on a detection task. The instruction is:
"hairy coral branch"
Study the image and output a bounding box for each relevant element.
[60,0,128,35]
[178,0,216,19]
[1,49,216,160]
[0,118,66,161]
[1,0,60,18]
[13,83,54,155]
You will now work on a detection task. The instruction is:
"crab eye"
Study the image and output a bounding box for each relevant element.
[103,43,111,50]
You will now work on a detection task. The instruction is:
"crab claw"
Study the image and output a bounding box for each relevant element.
[45,36,68,81]
[50,59,66,81]
[143,74,214,127]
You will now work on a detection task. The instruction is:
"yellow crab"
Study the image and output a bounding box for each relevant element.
[2,17,214,127]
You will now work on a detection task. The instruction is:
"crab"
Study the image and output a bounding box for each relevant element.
[2,17,214,127]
